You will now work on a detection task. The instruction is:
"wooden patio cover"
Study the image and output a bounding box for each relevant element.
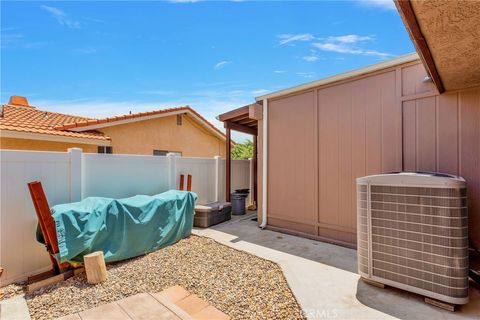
[218,103,261,203]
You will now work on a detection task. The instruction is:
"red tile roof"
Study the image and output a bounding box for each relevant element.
[1,104,226,142]
[54,105,226,139]
[0,104,109,141]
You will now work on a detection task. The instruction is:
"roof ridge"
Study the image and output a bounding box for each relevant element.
[53,105,191,130]
[3,103,94,121]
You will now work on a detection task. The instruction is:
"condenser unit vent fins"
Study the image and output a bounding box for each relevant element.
[357,172,469,305]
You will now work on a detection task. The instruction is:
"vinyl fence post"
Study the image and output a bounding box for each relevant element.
[167,153,178,190]
[68,148,82,202]
[214,155,221,202]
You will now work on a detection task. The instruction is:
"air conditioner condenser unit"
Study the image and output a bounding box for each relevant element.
[357,172,469,305]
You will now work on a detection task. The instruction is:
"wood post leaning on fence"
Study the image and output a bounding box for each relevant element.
[84,251,107,284]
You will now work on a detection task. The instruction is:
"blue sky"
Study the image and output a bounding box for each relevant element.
[1,0,414,141]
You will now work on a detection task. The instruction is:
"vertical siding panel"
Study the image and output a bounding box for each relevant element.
[351,82,367,245]
[318,88,340,239]
[338,84,353,243]
[268,92,317,234]
[381,71,400,173]
[458,88,480,249]
[402,101,417,171]
[415,97,437,171]
[366,79,382,174]
[436,93,459,175]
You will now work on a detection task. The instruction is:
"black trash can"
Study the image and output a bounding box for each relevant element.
[231,189,249,215]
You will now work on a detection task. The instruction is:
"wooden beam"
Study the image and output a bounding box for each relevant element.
[218,105,250,122]
[238,118,257,126]
[395,0,445,93]
[249,103,263,120]
[224,121,257,135]
[226,128,231,202]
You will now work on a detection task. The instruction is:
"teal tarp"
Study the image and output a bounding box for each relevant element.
[49,190,197,263]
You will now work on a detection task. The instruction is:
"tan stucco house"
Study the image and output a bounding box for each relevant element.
[0,96,227,158]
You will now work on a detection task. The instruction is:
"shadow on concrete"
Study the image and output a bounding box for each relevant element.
[208,212,358,273]
[355,277,480,320]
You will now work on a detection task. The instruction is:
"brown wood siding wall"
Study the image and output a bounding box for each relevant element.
[261,61,480,248]
[402,86,480,249]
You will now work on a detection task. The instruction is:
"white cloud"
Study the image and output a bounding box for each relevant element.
[312,42,390,58]
[326,35,373,44]
[277,33,315,45]
[312,34,391,58]
[302,55,319,62]
[357,0,396,10]
[251,89,269,96]
[213,60,231,70]
[296,72,316,79]
[41,5,80,29]
[273,70,286,74]
[1,33,24,47]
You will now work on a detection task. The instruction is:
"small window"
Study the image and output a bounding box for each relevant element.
[153,150,169,156]
[153,150,182,156]
[176,114,182,126]
[98,146,113,154]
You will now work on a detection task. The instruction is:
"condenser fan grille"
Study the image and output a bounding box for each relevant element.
[357,177,469,303]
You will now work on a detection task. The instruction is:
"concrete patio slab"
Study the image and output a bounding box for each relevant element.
[193,213,480,320]
[0,295,31,320]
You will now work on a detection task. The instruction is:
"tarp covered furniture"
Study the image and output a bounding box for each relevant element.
[30,180,197,266]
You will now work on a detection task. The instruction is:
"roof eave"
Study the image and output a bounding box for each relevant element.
[63,108,227,142]
[0,129,111,146]
[394,0,445,93]
[255,53,420,101]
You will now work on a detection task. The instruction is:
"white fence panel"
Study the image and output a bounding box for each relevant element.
[231,160,250,191]
[176,157,216,204]
[0,150,252,286]
[231,159,252,205]
[82,154,170,199]
[0,150,72,286]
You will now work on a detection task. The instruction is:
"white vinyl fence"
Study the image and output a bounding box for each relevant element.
[0,148,252,286]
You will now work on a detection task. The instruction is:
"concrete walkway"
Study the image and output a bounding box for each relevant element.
[193,213,480,320]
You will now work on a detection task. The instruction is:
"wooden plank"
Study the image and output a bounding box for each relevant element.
[28,269,75,293]
[27,269,56,284]
[361,277,386,289]
[395,0,445,93]
[424,297,455,312]
[248,103,263,120]
[27,267,84,293]
[224,121,257,135]
[218,105,250,122]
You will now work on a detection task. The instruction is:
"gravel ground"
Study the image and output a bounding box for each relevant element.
[1,235,304,320]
